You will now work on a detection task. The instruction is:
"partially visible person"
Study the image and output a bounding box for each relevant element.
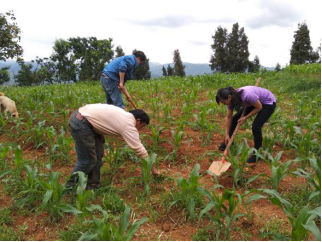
[216,86,276,163]
[101,51,146,109]
[66,104,160,189]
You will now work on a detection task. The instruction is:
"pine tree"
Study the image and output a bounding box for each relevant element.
[209,26,228,72]
[253,55,260,72]
[217,22,250,73]
[173,49,186,77]
[162,66,168,76]
[115,45,125,58]
[167,64,174,76]
[290,22,314,64]
[275,63,281,72]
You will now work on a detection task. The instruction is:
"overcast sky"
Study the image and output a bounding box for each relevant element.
[2,0,321,67]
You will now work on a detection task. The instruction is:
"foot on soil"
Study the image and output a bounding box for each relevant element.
[246,154,258,163]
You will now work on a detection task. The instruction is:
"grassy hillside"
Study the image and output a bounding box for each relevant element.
[0,64,320,240]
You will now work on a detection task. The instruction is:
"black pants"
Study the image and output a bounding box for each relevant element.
[229,103,276,150]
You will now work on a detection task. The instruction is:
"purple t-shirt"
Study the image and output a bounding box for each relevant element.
[228,86,276,110]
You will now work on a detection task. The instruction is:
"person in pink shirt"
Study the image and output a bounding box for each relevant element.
[66,104,160,189]
[216,86,276,163]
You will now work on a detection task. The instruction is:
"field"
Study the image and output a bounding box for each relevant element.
[0,64,321,241]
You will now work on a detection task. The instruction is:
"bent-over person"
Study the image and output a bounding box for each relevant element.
[66,104,160,189]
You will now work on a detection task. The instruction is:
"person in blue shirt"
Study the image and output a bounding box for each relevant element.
[101,51,146,109]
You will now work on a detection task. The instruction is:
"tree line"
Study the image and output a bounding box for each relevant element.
[0,11,321,86]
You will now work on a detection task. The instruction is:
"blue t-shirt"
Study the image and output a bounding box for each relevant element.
[102,55,139,84]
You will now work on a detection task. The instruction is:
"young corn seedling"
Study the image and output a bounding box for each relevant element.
[242,190,266,224]
[79,206,148,241]
[292,157,321,204]
[63,171,94,224]
[166,128,184,161]
[228,141,256,188]
[13,165,44,211]
[103,145,126,183]
[199,186,244,240]
[265,151,293,190]
[56,126,73,164]
[0,144,10,175]
[39,165,68,222]
[141,153,157,196]
[170,164,203,221]
[150,126,166,151]
[28,120,47,149]
[262,189,321,241]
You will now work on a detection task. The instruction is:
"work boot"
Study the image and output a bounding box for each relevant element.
[218,142,226,151]
[86,183,101,190]
[246,154,258,163]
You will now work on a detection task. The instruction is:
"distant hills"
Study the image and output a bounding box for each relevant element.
[0,60,274,85]
[149,62,213,77]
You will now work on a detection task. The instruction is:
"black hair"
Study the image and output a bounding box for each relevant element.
[133,51,146,62]
[129,109,150,125]
[216,87,244,110]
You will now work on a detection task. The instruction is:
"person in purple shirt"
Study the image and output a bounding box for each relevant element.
[101,51,146,109]
[216,86,276,163]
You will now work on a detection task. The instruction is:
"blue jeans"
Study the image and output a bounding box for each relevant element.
[67,111,104,186]
[100,75,124,109]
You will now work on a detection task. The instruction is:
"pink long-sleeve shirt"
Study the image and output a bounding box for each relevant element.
[78,104,148,158]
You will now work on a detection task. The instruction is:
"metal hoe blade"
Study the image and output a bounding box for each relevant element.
[208,160,232,176]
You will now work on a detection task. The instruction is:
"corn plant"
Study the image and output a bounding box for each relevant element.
[198,186,244,240]
[141,153,157,196]
[150,126,166,151]
[103,145,126,183]
[266,151,293,190]
[242,190,266,224]
[170,164,203,221]
[28,120,47,149]
[62,171,94,224]
[39,165,68,222]
[228,141,256,188]
[55,126,73,164]
[194,108,216,145]
[292,157,321,203]
[79,206,148,241]
[0,144,10,174]
[262,189,321,241]
[166,129,184,161]
[13,165,44,210]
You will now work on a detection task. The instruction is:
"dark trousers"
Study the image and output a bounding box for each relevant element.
[67,111,104,186]
[229,103,276,149]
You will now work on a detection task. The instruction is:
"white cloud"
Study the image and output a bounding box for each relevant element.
[1,0,321,67]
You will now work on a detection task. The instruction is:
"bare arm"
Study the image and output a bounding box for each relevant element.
[238,100,262,125]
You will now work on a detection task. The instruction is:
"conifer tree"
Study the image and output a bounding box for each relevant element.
[162,66,167,76]
[167,64,174,76]
[290,22,315,64]
[210,26,227,72]
[173,49,186,77]
[275,63,281,72]
[253,55,260,72]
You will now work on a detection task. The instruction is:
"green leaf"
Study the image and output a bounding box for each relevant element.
[303,222,321,241]
[123,217,148,241]
[78,231,98,241]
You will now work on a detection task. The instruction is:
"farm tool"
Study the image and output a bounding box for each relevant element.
[121,89,138,109]
[208,77,262,176]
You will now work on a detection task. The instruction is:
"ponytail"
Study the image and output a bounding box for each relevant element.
[216,86,243,110]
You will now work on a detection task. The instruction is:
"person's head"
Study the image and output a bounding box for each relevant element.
[129,109,150,131]
[133,51,146,65]
[216,87,243,110]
